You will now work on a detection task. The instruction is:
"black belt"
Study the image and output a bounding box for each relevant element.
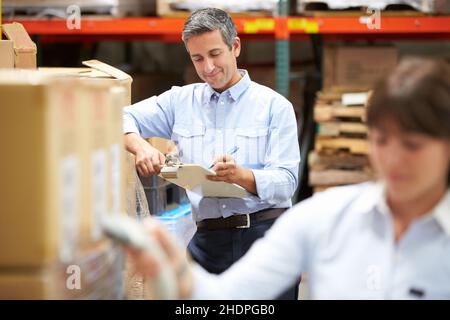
[196,208,287,231]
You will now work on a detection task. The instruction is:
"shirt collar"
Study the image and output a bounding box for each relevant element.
[228,69,251,101]
[370,182,450,235]
[432,189,450,235]
[204,69,251,102]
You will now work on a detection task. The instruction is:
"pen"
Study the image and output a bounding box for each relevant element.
[208,146,239,169]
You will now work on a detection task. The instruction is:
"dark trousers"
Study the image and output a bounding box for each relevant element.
[188,217,299,300]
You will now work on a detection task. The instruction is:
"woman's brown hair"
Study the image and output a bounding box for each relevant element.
[367,57,450,185]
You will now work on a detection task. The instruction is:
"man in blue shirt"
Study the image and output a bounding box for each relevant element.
[123,8,300,299]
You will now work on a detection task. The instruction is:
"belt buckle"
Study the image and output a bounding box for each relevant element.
[236,214,250,229]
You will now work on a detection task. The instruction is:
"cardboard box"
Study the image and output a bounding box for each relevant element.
[0,270,59,299]
[39,61,132,238]
[39,60,132,105]
[0,61,132,267]
[148,137,176,155]
[78,81,111,243]
[0,72,84,267]
[108,86,128,217]
[0,241,124,299]
[2,22,37,69]
[0,40,15,68]
[76,80,128,244]
[125,152,138,217]
[323,46,398,90]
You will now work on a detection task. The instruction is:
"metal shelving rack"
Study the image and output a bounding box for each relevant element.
[4,6,450,203]
[3,15,449,35]
[3,15,450,92]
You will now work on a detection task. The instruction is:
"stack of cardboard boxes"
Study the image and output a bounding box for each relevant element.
[309,46,398,193]
[0,22,37,69]
[0,56,134,298]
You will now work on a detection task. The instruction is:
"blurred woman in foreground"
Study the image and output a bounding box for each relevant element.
[128,57,450,299]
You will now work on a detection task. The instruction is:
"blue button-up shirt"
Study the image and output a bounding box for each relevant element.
[192,182,450,299]
[123,70,300,221]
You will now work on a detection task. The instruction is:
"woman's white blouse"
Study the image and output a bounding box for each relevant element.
[191,182,450,299]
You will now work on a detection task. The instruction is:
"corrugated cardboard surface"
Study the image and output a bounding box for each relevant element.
[40,60,132,105]
[78,80,110,244]
[323,46,398,90]
[148,137,176,154]
[0,40,15,68]
[0,63,132,268]
[108,86,128,216]
[0,74,83,267]
[2,22,37,69]
[0,241,124,299]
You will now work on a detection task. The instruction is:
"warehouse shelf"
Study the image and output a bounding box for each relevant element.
[1,17,274,37]
[289,16,450,35]
[3,14,449,204]
[2,16,450,38]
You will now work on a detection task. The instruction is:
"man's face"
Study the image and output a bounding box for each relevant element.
[186,30,241,92]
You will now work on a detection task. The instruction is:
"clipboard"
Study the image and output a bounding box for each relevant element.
[159,164,247,198]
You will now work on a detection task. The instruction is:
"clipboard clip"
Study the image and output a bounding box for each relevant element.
[160,152,183,179]
[165,152,183,167]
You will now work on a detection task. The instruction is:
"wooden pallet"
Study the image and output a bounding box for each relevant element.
[316,91,342,104]
[157,0,272,17]
[315,137,369,154]
[308,150,370,171]
[317,122,368,137]
[309,168,373,186]
[314,105,366,122]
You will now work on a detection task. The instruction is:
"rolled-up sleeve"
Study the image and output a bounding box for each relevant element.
[252,102,300,204]
[123,87,177,139]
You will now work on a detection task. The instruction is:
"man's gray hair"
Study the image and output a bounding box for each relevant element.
[182,8,237,50]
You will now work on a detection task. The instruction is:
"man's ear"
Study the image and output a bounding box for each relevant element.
[232,37,241,58]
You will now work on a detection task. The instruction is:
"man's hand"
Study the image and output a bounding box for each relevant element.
[135,143,165,176]
[207,155,257,194]
[207,154,243,184]
[124,133,166,176]
[125,218,193,299]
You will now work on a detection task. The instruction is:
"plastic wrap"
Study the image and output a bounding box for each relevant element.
[155,203,197,249]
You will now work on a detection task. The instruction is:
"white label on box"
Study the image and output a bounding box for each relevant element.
[111,144,121,215]
[60,155,80,263]
[91,149,107,240]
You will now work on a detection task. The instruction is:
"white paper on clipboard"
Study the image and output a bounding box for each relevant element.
[159,164,247,198]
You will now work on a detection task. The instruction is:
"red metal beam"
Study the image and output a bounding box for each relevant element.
[3,17,275,36]
[289,16,450,34]
[3,16,450,38]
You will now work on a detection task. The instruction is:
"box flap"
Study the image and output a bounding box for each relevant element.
[38,67,121,80]
[38,67,94,76]
[0,40,15,69]
[82,60,131,81]
[2,23,37,53]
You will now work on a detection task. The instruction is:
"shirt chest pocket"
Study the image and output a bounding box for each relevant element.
[172,124,206,164]
[234,127,269,166]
